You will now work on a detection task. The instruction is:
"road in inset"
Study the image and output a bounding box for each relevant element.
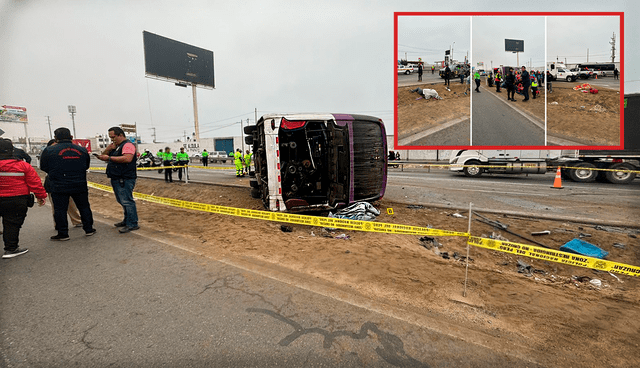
[471,86,544,146]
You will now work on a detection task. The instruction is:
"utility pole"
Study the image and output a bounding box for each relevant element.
[45,115,52,139]
[68,105,77,138]
[610,32,616,62]
[240,120,244,154]
[183,130,187,142]
[255,108,257,126]
[149,127,157,143]
[587,48,589,62]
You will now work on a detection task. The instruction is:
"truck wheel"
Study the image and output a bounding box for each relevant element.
[463,160,483,178]
[605,163,636,184]
[243,125,257,134]
[250,178,259,188]
[568,162,597,183]
[565,76,572,82]
[250,187,261,198]
[405,70,410,75]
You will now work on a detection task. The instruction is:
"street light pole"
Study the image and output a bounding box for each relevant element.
[68,105,77,138]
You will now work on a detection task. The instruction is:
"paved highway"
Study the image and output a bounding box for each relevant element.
[471,85,544,146]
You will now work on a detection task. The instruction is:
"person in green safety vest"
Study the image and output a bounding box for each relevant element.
[201,149,209,167]
[474,71,481,93]
[162,147,173,183]
[233,149,244,177]
[243,150,252,174]
[531,76,539,99]
[176,147,189,181]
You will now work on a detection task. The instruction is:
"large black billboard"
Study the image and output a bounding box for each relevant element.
[143,31,215,88]
[504,39,524,53]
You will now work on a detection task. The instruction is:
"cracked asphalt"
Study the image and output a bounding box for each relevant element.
[0,206,542,367]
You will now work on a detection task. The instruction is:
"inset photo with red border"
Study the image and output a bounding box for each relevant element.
[394,12,624,150]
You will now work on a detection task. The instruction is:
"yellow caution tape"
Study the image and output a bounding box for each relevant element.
[88,166,187,171]
[189,165,234,170]
[86,181,468,237]
[468,236,640,277]
[85,181,639,276]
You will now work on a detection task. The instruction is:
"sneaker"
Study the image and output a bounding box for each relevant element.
[119,226,140,233]
[114,221,126,227]
[3,248,28,259]
[85,229,97,236]
[50,234,70,241]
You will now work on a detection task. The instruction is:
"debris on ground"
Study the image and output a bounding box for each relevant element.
[335,234,350,240]
[590,104,606,112]
[560,238,609,259]
[578,233,592,238]
[549,101,559,105]
[407,205,425,209]
[517,259,534,277]
[418,236,441,249]
[608,272,623,283]
[329,201,380,221]
[450,212,466,218]
[410,87,443,100]
[613,243,625,249]
[280,225,293,232]
[590,279,602,288]
[531,230,551,236]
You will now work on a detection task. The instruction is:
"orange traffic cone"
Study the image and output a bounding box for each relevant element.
[551,167,563,189]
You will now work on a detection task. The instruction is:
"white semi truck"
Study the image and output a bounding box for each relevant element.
[449,93,639,184]
[449,149,639,184]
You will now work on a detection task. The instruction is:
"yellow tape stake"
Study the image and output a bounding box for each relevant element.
[86,182,468,238]
[387,208,394,215]
[468,236,640,277]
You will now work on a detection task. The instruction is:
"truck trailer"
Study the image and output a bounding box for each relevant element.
[449,93,639,184]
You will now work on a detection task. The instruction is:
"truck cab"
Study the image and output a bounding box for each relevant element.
[547,63,578,82]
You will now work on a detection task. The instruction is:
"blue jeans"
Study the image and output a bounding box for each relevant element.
[111,178,138,228]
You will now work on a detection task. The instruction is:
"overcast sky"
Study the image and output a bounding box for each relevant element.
[473,16,545,70]
[398,16,470,64]
[1,1,637,143]
[547,16,620,65]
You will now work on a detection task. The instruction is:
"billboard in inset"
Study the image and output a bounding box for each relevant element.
[505,39,524,52]
[143,31,215,88]
[0,105,28,123]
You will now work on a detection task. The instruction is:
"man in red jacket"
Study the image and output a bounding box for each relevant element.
[0,139,47,258]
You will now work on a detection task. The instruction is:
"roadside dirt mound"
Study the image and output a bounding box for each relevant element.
[397,82,470,141]
[547,85,621,145]
[84,173,640,367]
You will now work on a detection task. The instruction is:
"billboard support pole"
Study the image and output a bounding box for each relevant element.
[23,122,31,153]
[192,84,200,142]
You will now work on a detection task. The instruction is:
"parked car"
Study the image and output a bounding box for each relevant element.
[397,65,414,74]
[190,151,229,163]
[244,113,387,212]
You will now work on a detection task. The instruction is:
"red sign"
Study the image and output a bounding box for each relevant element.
[73,139,92,153]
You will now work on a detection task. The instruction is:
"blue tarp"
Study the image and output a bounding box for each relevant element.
[559,238,609,259]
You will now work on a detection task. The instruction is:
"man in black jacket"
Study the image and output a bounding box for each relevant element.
[520,66,530,102]
[40,127,95,240]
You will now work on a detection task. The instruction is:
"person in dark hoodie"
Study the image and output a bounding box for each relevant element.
[40,127,95,240]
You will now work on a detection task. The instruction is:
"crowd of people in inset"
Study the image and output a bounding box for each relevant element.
[482,66,543,102]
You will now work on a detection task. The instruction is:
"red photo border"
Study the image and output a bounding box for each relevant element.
[394,12,624,150]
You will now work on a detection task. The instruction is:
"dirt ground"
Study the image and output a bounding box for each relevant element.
[84,173,639,367]
[397,82,470,141]
[547,85,621,146]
